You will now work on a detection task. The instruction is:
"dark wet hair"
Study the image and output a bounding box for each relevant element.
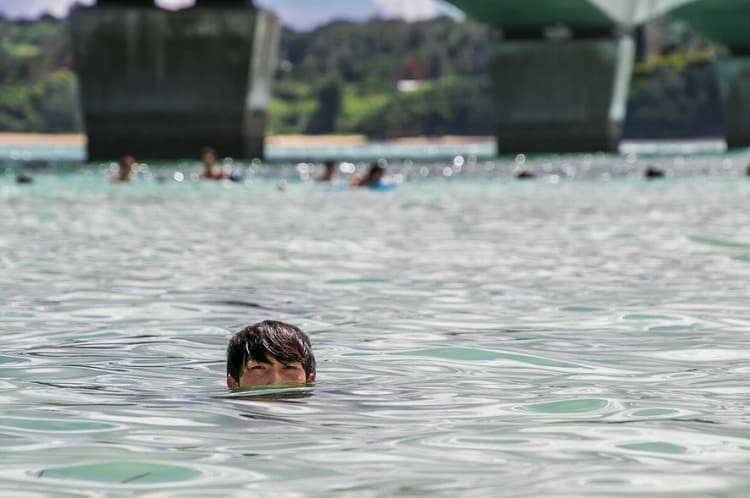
[226,320,316,383]
[367,160,386,180]
[16,171,33,184]
[201,146,216,157]
[645,165,664,179]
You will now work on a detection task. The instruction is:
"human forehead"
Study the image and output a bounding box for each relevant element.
[245,356,301,366]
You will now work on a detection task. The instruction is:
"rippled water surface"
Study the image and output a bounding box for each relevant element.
[1,153,750,497]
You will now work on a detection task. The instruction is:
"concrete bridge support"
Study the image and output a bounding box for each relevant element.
[716,57,750,149]
[69,2,279,160]
[489,34,634,154]
[668,0,750,148]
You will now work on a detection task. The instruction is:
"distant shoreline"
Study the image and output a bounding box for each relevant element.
[0,133,86,146]
[0,133,494,148]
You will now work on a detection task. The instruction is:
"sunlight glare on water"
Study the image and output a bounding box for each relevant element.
[1,152,750,496]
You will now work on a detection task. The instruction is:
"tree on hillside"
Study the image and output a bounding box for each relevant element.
[305,76,343,134]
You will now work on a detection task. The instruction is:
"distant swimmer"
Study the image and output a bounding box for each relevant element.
[200,146,225,180]
[317,160,337,183]
[514,169,536,180]
[113,155,135,182]
[228,171,244,182]
[349,160,393,190]
[645,165,665,179]
[16,171,33,184]
[226,320,316,389]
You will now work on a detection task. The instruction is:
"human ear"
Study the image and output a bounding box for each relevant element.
[227,376,239,389]
[308,373,316,382]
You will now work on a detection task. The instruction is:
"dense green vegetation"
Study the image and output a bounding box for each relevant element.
[0,14,724,139]
[0,16,81,132]
[269,17,495,136]
[625,53,722,139]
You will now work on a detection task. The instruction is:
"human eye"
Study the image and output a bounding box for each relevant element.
[284,364,302,370]
[249,364,266,370]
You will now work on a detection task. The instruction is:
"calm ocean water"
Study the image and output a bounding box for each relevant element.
[1,148,750,497]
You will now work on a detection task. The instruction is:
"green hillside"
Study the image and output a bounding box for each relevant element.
[270,17,495,136]
[0,16,81,132]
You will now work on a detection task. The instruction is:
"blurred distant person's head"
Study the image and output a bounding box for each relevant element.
[201,147,217,169]
[200,146,224,180]
[16,171,33,184]
[317,160,337,183]
[349,159,387,188]
[366,160,386,185]
[117,155,135,182]
[645,165,665,179]
[514,169,536,180]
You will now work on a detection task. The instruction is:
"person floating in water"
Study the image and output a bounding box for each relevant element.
[200,146,225,180]
[349,159,393,190]
[514,169,536,180]
[317,160,337,183]
[113,155,135,182]
[226,320,316,389]
[645,165,665,179]
[16,171,33,184]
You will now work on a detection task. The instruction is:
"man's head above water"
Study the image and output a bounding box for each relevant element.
[226,320,316,389]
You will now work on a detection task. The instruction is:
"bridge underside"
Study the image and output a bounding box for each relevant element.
[671,0,750,51]
[70,2,279,161]
[446,0,612,30]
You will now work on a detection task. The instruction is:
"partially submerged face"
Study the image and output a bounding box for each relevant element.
[229,355,310,388]
[226,320,316,390]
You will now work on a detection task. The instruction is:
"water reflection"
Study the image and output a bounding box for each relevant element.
[1,158,750,495]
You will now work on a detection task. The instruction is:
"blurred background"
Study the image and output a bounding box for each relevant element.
[0,0,728,158]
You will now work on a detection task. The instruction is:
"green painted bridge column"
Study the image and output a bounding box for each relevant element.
[69,2,279,160]
[489,34,635,154]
